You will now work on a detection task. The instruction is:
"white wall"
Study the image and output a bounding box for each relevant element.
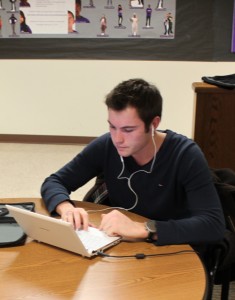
[0,60,234,139]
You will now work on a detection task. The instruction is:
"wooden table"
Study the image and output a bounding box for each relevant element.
[0,198,207,300]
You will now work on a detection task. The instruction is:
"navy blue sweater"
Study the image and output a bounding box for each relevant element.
[41,130,225,246]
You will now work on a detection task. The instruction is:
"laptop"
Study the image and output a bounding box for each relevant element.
[6,204,122,257]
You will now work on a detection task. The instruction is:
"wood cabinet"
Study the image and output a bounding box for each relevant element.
[193,82,235,170]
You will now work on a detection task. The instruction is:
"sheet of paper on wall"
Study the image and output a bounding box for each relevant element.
[0,0,76,36]
[20,0,70,34]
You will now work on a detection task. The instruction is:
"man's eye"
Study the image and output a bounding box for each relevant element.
[123,129,133,133]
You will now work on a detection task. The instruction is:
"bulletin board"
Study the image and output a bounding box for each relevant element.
[0,0,235,61]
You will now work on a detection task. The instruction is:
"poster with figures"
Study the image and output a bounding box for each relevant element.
[0,0,176,39]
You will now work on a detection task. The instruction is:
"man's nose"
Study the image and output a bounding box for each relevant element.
[113,130,124,143]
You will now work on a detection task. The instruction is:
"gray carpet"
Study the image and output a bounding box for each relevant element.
[0,143,234,299]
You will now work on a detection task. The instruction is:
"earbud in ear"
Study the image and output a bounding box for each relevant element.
[152,126,155,137]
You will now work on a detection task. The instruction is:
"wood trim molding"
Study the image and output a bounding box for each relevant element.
[0,134,96,145]
[193,82,235,94]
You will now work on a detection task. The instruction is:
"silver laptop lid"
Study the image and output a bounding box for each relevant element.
[6,205,121,257]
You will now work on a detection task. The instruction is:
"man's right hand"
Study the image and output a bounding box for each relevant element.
[56,201,90,230]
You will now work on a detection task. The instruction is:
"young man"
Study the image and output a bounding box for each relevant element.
[41,78,225,253]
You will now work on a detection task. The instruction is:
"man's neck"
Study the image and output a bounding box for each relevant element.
[133,132,166,166]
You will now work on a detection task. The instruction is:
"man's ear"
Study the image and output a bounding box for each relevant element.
[152,116,161,129]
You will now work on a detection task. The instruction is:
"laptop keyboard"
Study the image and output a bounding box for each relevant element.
[76,226,119,250]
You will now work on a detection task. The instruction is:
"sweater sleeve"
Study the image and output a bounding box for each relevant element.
[40,134,108,214]
[155,144,226,246]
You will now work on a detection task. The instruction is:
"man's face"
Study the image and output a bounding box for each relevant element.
[68,12,75,31]
[108,107,152,159]
[75,4,81,17]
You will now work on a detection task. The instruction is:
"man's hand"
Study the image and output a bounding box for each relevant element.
[56,201,90,230]
[99,209,148,239]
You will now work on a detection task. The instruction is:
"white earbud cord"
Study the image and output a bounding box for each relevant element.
[87,133,157,214]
